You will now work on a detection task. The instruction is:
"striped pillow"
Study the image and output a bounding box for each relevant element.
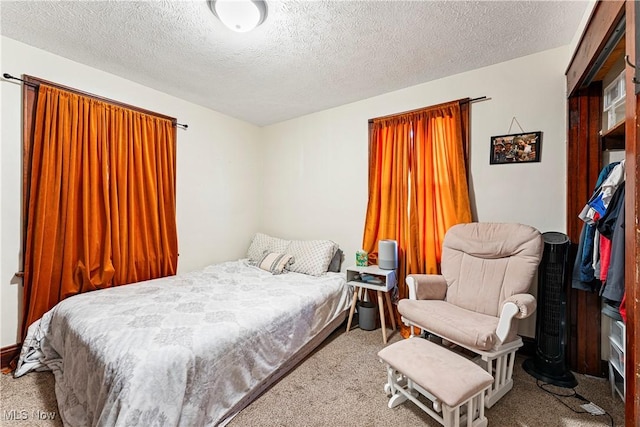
[256,252,294,275]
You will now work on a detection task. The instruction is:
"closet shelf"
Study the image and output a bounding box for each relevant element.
[601,120,625,150]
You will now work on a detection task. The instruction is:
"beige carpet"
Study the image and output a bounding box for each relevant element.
[0,326,624,426]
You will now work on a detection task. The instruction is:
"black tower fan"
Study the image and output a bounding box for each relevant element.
[523,232,577,387]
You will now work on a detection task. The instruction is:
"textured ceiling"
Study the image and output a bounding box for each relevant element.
[0,1,588,126]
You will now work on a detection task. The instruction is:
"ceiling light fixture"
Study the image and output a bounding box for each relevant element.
[208,0,268,33]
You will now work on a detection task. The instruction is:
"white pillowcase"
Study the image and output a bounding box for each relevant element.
[286,240,338,276]
[247,233,291,262]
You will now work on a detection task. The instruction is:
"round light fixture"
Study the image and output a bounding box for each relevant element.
[208,0,268,33]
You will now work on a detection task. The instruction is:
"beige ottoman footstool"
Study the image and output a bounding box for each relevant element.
[378,337,494,427]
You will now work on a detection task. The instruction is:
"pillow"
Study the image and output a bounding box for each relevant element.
[286,240,338,276]
[256,252,294,275]
[247,233,291,263]
[327,248,343,273]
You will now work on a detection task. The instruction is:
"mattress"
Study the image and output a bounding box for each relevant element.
[16,259,351,426]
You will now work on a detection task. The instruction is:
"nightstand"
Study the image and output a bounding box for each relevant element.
[345,265,397,343]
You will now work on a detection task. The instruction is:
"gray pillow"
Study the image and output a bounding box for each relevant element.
[327,248,343,273]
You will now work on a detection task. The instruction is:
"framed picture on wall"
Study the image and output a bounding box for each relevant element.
[490,131,542,165]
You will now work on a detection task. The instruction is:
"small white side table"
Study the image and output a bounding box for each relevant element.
[345,265,397,344]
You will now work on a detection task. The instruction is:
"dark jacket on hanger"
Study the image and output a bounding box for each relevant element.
[601,185,625,303]
[597,182,625,239]
[572,225,601,293]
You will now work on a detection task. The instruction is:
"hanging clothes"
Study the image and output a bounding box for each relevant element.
[620,294,627,323]
[599,235,612,282]
[597,182,625,282]
[574,166,627,321]
[571,225,598,292]
[573,161,619,288]
[601,184,625,303]
[579,159,625,222]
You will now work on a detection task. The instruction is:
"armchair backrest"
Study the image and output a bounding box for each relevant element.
[441,223,543,317]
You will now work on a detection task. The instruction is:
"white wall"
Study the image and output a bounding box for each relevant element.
[261,46,571,266]
[260,46,573,337]
[0,37,580,346]
[0,36,263,347]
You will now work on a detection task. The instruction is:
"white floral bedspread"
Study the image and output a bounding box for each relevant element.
[15,260,351,426]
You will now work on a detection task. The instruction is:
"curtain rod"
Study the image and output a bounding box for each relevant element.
[3,72,38,88]
[3,73,189,130]
[463,96,488,104]
[368,96,488,124]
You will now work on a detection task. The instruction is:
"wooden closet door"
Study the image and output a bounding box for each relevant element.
[566,2,637,424]
[624,1,638,424]
[566,83,604,376]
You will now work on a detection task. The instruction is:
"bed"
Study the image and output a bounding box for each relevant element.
[15,254,352,426]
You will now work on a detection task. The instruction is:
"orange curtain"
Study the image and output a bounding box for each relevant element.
[408,102,471,276]
[21,84,178,335]
[362,100,471,337]
[362,118,411,286]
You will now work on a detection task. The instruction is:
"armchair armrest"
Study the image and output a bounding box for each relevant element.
[496,293,537,343]
[503,293,537,319]
[405,274,447,301]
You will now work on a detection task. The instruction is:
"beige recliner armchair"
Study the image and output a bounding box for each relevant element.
[398,222,543,408]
